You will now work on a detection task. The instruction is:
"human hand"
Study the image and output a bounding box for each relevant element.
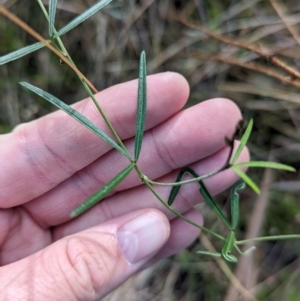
[0,72,248,300]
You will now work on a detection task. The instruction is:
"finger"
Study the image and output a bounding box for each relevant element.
[25,98,243,226]
[0,207,52,266]
[0,209,170,300]
[53,144,249,239]
[0,72,189,207]
[148,208,202,263]
[135,209,202,272]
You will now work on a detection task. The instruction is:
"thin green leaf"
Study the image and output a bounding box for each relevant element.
[71,163,135,217]
[134,51,147,161]
[168,167,200,206]
[0,0,112,65]
[232,167,260,194]
[196,251,222,258]
[221,231,237,263]
[19,82,130,159]
[231,119,253,165]
[49,0,57,37]
[168,168,186,206]
[230,180,245,229]
[234,161,295,172]
[235,245,256,256]
[57,0,113,37]
[0,42,45,65]
[168,185,181,206]
[237,234,300,244]
[199,180,232,229]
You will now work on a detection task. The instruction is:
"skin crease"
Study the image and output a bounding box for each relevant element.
[0,72,249,300]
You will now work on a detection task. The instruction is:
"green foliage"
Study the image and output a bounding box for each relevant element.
[134,50,147,161]
[0,0,113,64]
[19,81,130,159]
[71,163,135,217]
[55,0,113,37]
[231,118,253,165]
[48,0,57,37]
[0,42,45,65]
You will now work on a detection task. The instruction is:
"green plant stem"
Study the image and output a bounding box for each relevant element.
[133,164,145,180]
[143,179,226,241]
[146,141,235,187]
[37,0,131,160]
[234,244,256,256]
[146,163,230,187]
[81,81,132,159]
[236,234,300,245]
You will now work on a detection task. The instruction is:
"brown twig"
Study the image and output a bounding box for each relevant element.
[190,51,300,89]
[218,82,300,105]
[173,12,300,80]
[0,6,98,94]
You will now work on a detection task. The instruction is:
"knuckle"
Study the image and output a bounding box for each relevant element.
[64,234,117,300]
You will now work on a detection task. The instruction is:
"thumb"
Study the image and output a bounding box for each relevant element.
[0,209,170,301]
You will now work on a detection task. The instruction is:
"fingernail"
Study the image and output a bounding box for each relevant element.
[117,213,167,264]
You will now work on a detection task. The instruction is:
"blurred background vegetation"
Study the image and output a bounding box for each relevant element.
[1,0,300,300]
